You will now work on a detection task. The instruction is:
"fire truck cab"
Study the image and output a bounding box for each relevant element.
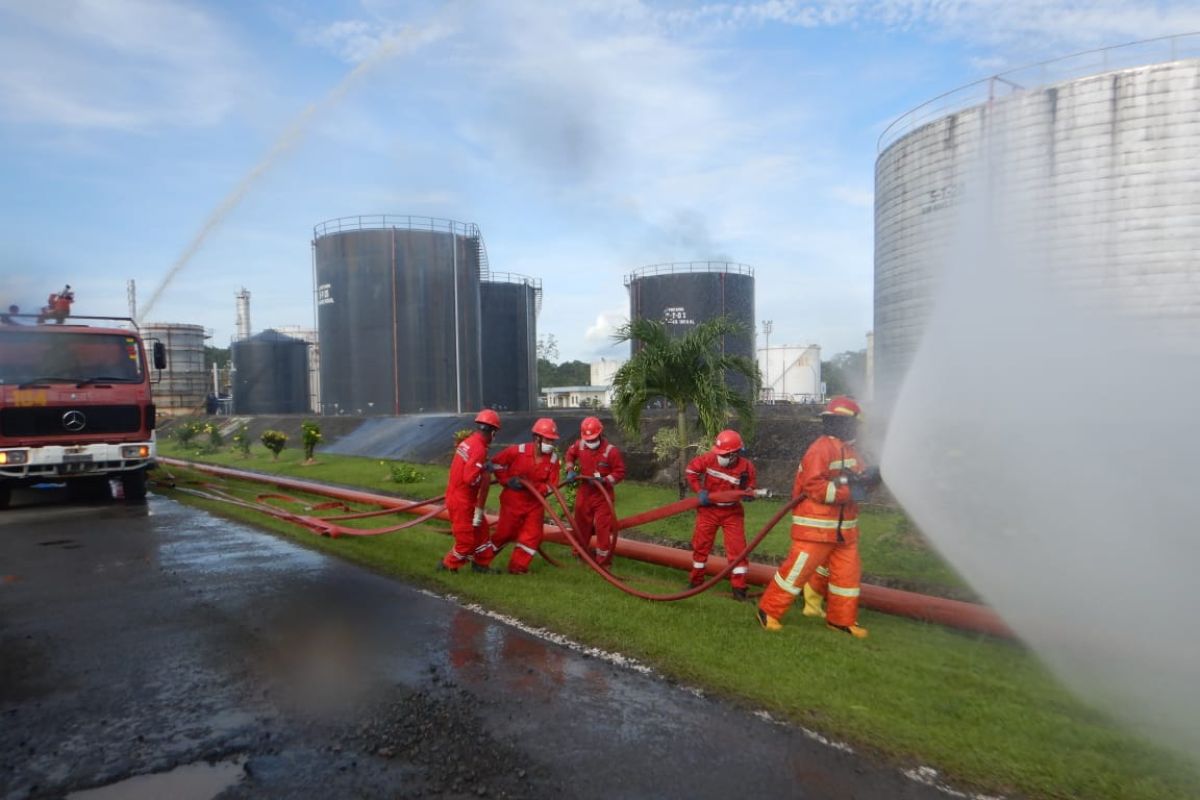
[0,317,165,509]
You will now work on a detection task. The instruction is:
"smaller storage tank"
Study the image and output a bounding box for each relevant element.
[232,329,310,415]
[758,345,822,403]
[140,322,208,415]
[480,273,540,411]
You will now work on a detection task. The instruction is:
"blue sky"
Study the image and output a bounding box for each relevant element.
[2,1,1197,361]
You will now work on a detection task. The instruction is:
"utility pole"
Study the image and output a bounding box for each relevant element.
[761,320,773,403]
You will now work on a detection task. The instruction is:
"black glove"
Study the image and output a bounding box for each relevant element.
[738,472,749,489]
[856,466,882,487]
[506,477,524,490]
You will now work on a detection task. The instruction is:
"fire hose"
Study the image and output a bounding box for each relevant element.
[156,457,1014,637]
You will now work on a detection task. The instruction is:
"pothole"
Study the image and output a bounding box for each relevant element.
[66,756,245,800]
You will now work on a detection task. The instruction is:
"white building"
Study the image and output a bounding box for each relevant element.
[541,385,609,409]
[758,344,822,404]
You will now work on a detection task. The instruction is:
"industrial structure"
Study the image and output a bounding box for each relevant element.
[875,35,1200,413]
[757,344,822,404]
[480,273,540,411]
[312,216,489,415]
[275,325,321,413]
[624,262,756,387]
[140,322,209,415]
[231,330,310,415]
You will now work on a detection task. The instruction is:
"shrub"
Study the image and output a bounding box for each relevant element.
[389,462,427,484]
[301,421,322,461]
[260,430,288,460]
[231,424,251,457]
[453,428,474,444]
[174,420,205,447]
[202,423,223,453]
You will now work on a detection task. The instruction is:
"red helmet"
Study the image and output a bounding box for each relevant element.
[531,418,559,440]
[713,429,743,455]
[580,416,603,440]
[475,409,501,428]
[822,396,862,418]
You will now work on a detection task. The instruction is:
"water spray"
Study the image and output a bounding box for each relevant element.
[137,25,446,324]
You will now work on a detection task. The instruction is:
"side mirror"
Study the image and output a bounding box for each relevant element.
[153,341,167,370]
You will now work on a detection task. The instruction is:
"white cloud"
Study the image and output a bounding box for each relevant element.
[584,310,629,344]
[301,16,452,64]
[0,0,250,131]
[830,185,874,209]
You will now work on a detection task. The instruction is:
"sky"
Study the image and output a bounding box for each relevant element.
[2,0,1198,363]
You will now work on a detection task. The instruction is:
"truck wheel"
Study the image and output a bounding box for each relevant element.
[121,470,148,504]
[0,483,10,510]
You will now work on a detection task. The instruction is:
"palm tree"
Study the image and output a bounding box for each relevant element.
[610,315,761,497]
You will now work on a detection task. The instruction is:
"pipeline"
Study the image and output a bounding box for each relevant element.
[158,457,1013,637]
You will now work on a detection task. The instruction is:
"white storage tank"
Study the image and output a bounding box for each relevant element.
[140,322,209,416]
[874,35,1200,414]
[757,345,822,403]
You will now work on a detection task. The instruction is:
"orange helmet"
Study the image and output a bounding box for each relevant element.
[532,418,559,440]
[475,409,501,428]
[822,396,862,418]
[580,416,603,440]
[713,429,744,455]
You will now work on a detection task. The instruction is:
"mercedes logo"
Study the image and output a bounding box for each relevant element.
[62,410,87,432]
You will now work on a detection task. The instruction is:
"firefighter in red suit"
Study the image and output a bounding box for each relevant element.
[563,416,626,566]
[685,430,757,601]
[439,410,501,573]
[474,418,563,574]
[756,396,880,637]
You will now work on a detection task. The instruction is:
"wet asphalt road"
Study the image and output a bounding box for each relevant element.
[0,489,949,800]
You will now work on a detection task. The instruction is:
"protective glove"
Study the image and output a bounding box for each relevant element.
[506,477,524,490]
[738,473,750,489]
[858,466,882,487]
[482,461,498,473]
[698,489,711,507]
[743,492,755,503]
[472,508,485,526]
[565,470,578,483]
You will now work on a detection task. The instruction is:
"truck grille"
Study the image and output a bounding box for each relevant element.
[0,405,143,437]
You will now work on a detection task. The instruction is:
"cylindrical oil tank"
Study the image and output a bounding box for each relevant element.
[275,325,321,413]
[757,344,822,403]
[875,38,1200,414]
[232,330,310,415]
[625,262,755,385]
[313,216,484,415]
[480,273,539,411]
[140,322,208,415]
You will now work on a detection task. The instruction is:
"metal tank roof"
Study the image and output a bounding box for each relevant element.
[624,261,754,286]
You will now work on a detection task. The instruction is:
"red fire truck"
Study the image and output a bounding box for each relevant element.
[0,311,166,509]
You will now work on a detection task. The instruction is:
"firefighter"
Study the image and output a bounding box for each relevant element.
[756,396,881,637]
[439,409,501,573]
[563,416,626,566]
[474,418,562,575]
[686,429,757,601]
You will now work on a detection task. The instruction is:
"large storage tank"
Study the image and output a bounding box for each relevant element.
[232,330,310,415]
[875,36,1200,414]
[625,262,756,378]
[275,325,321,413]
[480,273,540,411]
[140,322,208,415]
[313,216,484,415]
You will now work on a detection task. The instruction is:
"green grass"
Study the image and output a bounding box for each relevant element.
[152,454,1200,800]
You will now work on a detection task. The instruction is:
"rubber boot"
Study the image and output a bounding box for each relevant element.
[802,583,826,618]
[756,608,783,632]
[827,622,869,639]
[731,587,748,602]
[471,562,497,574]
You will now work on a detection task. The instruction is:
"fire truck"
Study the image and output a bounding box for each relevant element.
[0,296,166,509]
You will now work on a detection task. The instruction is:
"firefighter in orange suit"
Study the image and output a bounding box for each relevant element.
[686,430,756,601]
[474,418,562,574]
[439,410,501,573]
[563,416,626,566]
[757,396,880,637]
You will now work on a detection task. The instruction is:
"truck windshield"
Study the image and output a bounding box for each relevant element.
[0,331,145,386]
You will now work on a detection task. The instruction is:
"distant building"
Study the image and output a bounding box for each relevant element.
[541,385,609,409]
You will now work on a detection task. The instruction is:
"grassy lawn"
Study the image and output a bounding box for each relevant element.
[152,448,1200,800]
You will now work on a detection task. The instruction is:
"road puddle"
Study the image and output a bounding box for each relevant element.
[66,757,245,800]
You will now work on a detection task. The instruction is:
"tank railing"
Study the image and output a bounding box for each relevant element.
[485,271,543,315]
[878,31,1200,153]
[312,215,484,240]
[624,261,754,285]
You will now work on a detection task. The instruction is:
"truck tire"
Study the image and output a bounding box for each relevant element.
[121,469,148,504]
[0,483,10,510]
